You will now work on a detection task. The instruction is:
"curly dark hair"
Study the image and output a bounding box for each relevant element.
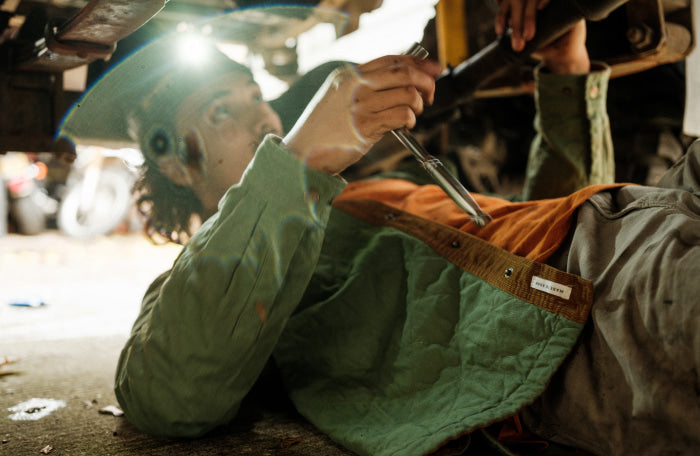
[133,163,203,245]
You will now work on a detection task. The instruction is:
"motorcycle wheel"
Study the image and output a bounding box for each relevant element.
[58,168,133,239]
[0,178,7,236]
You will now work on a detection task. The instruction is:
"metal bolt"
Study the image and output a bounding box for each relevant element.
[626,23,655,51]
[627,26,645,44]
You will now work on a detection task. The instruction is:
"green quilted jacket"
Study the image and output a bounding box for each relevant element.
[115,64,612,456]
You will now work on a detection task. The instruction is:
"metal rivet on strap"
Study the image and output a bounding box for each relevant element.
[451,240,461,248]
[504,268,514,278]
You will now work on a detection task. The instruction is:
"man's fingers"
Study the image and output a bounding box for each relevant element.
[356,54,440,77]
[508,0,526,51]
[523,0,538,41]
[494,0,511,36]
[496,0,553,51]
[355,105,418,143]
[355,54,403,73]
[355,61,437,106]
[353,86,424,119]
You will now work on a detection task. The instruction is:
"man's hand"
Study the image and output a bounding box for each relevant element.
[495,0,550,52]
[283,55,442,175]
[495,0,590,74]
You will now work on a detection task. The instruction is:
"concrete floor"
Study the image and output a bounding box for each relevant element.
[0,231,354,456]
[0,231,181,344]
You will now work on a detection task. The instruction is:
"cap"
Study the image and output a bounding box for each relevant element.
[59,31,250,152]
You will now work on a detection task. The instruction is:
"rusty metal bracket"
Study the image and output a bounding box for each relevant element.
[15,0,166,72]
[607,0,694,78]
[44,18,115,61]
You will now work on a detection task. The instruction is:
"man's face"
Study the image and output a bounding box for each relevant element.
[175,71,283,214]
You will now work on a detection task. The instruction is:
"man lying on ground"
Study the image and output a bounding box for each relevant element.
[61,2,699,455]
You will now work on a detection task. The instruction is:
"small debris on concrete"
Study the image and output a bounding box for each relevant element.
[8,398,66,421]
[40,444,54,454]
[1,356,17,365]
[98,405,124,417]
[8,297,46,308]
[82,398,98,408]
[0,356,19,377]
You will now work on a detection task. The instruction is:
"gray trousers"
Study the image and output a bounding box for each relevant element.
[523,140,700,455]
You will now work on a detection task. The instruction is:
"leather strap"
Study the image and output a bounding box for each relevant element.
[333,198,593,324]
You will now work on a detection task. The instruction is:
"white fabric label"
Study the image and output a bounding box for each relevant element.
[531,276,572,300]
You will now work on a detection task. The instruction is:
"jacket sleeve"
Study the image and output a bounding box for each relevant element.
[114,136,346,438]
[522,62,614,200]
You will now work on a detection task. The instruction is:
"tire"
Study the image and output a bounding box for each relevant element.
[0,179,7,236]
[58,168,133,239]
[10,194,47,235]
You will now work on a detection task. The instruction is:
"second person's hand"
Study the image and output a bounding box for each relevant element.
[495,0,590,74]
[495,0,551,52]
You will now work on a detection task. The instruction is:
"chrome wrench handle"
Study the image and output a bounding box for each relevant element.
[391,43,491,227]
